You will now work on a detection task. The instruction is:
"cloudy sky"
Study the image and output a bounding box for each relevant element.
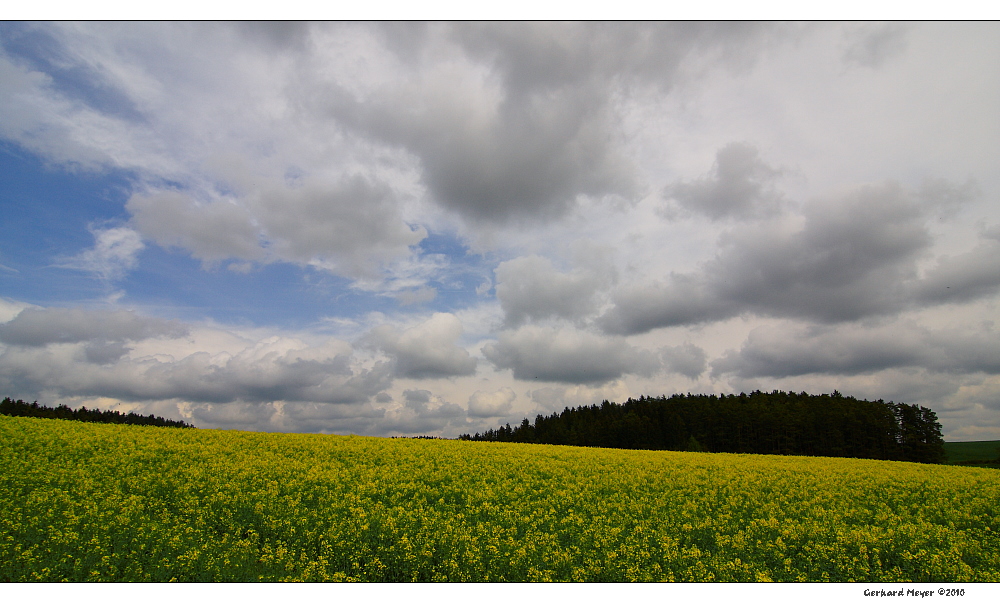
[1,22,998,440]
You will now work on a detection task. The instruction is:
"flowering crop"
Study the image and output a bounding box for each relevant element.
[1,415,997,582]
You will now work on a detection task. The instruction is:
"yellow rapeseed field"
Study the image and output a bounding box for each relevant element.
[1,415,998,582]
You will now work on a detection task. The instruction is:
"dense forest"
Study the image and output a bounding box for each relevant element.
[460,390,946,464]
[1,397,194,429]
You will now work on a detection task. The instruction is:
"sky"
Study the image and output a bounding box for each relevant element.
[1,22,998,440]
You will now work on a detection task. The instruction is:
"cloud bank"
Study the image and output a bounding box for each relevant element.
[1,22,998,440]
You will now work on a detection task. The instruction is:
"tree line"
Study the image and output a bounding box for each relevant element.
[1,397,195,429]
[460,390,946,464]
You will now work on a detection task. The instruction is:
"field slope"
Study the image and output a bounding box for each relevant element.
[1,415,998,582]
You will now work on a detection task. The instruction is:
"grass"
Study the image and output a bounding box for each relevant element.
[2,415,999,582]
[943,440,1000,468]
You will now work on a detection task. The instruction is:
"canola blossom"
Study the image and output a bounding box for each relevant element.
[1,415,998,582]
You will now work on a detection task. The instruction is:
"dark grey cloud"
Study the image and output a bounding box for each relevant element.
[128,175,425,276]
[0,339,392,407]
[664,142,785,220]
[467,387,516,418]
[947,381,1000,413]
[660,343,708,379]
[917,177,979,219]
[327,361,395,405]
[254,175,427,274]
[82,341,132,365]
[375,388,467,434]
[185,400,278,430]
[452,22,777,97]
[273,401,386,434]
[913,239,1000,305]
[234,22,312,51]
[0,307,188,346]
[332,76,633,225]
[402,389,464,418]
[0,310,393,407]
[601,180,989,335]
[711,320,1000,380]
[704,182,929,320]
[127,191,264,264]
[185,400,386,433]
[359,313,477,379]
[597,274,738,335]
[841,24,910,69]
[482,325,659,384]
[325,22,779,225]
[495,255,612,327]
[119,352,351,404]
